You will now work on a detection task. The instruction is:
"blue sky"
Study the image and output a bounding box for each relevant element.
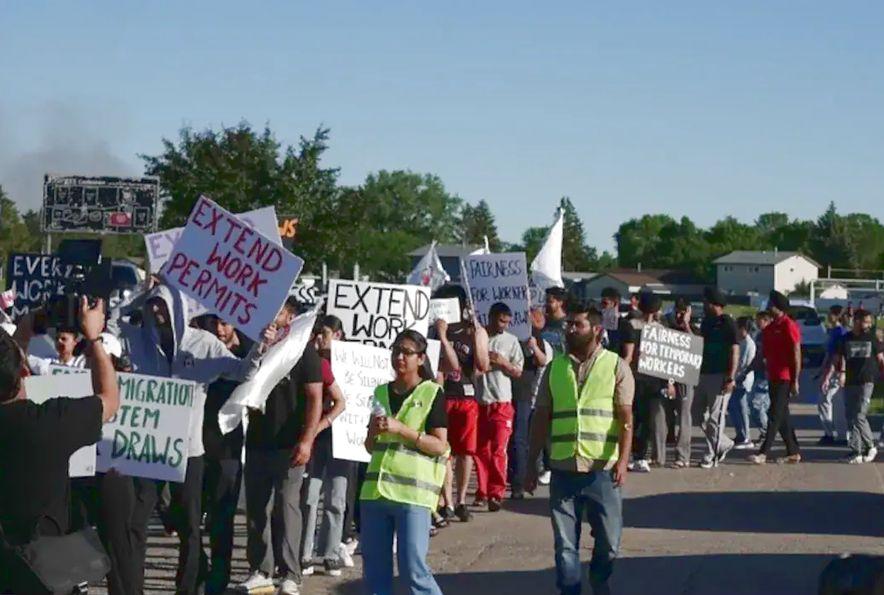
[2,1,883,252]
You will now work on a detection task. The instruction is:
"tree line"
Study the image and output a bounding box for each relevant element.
[1,122,882,282]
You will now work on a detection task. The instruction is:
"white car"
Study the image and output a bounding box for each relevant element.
[790,305,827,367]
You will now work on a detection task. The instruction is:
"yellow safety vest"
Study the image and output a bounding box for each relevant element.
[549,350,620,462]
[360,381,449,509]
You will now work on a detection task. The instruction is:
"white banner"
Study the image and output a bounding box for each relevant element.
[326,280,430,348]
[462,252,531,340]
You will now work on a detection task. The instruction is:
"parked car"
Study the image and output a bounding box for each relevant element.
[790,304,827,367]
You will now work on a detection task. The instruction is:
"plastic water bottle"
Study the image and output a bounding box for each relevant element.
[371,398,387,418]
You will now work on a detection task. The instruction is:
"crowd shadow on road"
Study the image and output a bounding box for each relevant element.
[331,552,832,595]
[505,490,884,538]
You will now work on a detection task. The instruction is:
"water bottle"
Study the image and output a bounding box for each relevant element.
[371,398,387,418]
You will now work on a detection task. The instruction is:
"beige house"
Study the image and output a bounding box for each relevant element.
[714,251,820,296]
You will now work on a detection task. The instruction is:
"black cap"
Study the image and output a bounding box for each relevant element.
[768,290,789,311]
[703,287,727,307]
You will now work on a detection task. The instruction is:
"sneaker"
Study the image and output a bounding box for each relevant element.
[776,454,802,464]
[438,506,455,522]
[335,543,355,568]
[510,491,525,500]
[277,578,299,595]
[716,442,735,466]
[699,458,715,469]
[669,460,689,469]
[343,537,359,557]
[472,498,487,508]
[632,459,651,473]
[323,558,343,577]
[300,561,315,577]
[817,435,836,446]
[863,447,878,463]
[846,454,865,464]
[538,470,552,485]
[238,571,274,592]
[454,504,472,522]
[488,498,502,512]
[627,461,636,471]
[733,441,756,450]
[748,453,767,465]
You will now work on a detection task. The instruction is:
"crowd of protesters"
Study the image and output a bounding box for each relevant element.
[1,275,883,595]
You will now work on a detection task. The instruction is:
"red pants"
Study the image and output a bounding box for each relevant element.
[473,402,515,501]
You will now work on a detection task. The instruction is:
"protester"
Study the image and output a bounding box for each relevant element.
[0,299,120,592]
[474,302,524,512]
[433,284,489,523]
[662,297,697,468]
[200,315,253,594]
[695,288,739,468]
[599,287,635,355]
[749,311,773,444]
[509,305,553,499]
[301,315,351,577]
[238,297,323,595]
[749,291,802,465]
[361,330,449,595]
[542,287,569,353]
[817,305,849,446]
[110,284,271,595]
[728,317,758,450]
[526,301,634,595]
[821,309,884,464]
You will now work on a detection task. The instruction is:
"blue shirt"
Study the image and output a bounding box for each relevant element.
[826,326,849,356]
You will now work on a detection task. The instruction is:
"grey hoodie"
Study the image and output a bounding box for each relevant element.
[109,284,261,458]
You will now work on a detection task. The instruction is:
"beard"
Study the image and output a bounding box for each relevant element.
[566,331,593,353]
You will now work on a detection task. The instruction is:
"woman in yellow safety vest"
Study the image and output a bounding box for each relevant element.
[361,330,450,595]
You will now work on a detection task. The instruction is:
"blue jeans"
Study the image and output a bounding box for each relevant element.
[550,470,622,595]
[750,379,770,436]
[508,399,533,495]
[360,500,442,595]
[728,385,751,443]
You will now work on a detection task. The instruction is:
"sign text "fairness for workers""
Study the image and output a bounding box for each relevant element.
[163,196,303,341]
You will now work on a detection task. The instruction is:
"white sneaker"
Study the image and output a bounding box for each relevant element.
[301,561,315,576]
[733,441,755,450]
[633,459,651,473]
[336,543,355,568]
[237,571,273,592]
[538,470,551,485]
[863,447,878,463]
[846,455,865,465]
[277,578,300,595]
[343,538,359,557]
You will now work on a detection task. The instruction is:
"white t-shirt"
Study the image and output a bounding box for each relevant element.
[476,331,524,405]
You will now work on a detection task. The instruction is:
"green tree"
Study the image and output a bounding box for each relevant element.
[518,226,549,263]
[457,200,502,252]
[705,216,762,257]
[559,197,597,271]
[0,188,42,274]
[614,214,676,268]
[141,122,339,271]
[810,202,857,270]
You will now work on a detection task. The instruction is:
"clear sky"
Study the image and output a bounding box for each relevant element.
[2,1,883,252]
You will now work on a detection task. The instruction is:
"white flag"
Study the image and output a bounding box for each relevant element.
[530,207,565,291]
[406,241,450,292]
[218,307,319,434]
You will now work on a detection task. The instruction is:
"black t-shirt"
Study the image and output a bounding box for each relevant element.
[442,324,476,398]
[246,344,324,450]
[700,314,738,374]
[386,383,447,431]
[0,396,102,544]
[838,331,881,386]
[203,334,252,460]
[605,318,636,357]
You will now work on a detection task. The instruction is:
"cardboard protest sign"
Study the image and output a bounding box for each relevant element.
[327,280,431,348]
[49,366,197,482]
[24,374,97,477]
[144,206,281,273]
[429,298,460,324]
[162,196,303,341]
[462,252,531,340]
[637,324,704,386]
[4,253,73,318]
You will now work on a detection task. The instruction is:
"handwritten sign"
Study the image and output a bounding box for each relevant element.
[162,196,303,341]
[24,374,97,477]
[463,252,531,340]
[4,254,72,318]
[144,206,281,274]
[327,280,430,348]
[637,324,704,386]
[49,365,197,482]
[429,298,461,324]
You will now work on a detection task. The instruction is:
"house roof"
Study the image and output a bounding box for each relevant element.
[408,243,483,258]
[713,250,821,268]
[593,268,704,287]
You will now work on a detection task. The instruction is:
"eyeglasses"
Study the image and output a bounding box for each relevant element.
[392,346,424,357]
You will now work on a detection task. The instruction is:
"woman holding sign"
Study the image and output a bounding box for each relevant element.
[361,330,449,595]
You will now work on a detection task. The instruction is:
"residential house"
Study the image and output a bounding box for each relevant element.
[714,251,820,296]
[579,269,706,301]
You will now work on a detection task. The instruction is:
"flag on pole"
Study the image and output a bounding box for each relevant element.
[530,207,565,291]
[406,241,450,291]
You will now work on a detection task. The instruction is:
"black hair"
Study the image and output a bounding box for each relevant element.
[489,302,513,319]
[829,305,844,316]
[567,300,603,325]
[545,287,569,304]
[674,296,691,312]
[600,286,621,302]
[392,330,435,381]
[0,328,23,403]
[756,310,773,320]
[639,292,662,314]
[283,295,301,314]
[320,314,346,339]
[854,308,872,321]
[736,316,752,331]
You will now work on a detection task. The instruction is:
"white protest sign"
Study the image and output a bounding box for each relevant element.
[429,298,460,324]
[49,366,197,482]
[463,252,531,340]
[24,374,97,477]
[637,324,705,386]
[162,196,303,341]
[144,206,281,274]
[326,280,431,348]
